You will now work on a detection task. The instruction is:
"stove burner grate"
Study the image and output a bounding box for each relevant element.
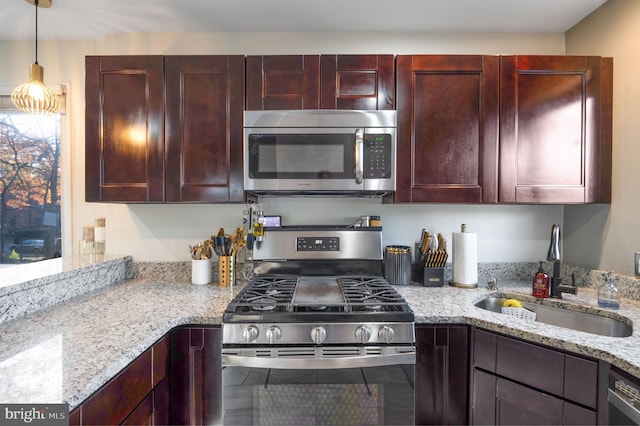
[225,274,412,317]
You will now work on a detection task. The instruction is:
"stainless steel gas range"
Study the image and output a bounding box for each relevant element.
[221,226,415,425]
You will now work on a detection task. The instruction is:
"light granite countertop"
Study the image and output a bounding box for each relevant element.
[1,277,640,411]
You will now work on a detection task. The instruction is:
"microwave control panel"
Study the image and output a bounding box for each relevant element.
[296,237,340,251]
[364,134,392,178]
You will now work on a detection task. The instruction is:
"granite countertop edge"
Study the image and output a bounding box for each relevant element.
[1,277,640,410]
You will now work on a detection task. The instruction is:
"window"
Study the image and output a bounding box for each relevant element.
[0,88,65,264]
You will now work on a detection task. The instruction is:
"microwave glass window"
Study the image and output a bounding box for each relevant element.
[248,133,355,179]
[259,144,344,173]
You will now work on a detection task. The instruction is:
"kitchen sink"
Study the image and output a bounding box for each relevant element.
[474,296,633,337]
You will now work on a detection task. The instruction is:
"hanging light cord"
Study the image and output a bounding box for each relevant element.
[34,0,39,65]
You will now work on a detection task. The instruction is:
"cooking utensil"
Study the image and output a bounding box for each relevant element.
[213,236,226,256]
[246,233,255,250]
[190,240,214,260]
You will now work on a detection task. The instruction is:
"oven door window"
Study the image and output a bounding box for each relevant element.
[248,134,354,179]
[223,365,414,425]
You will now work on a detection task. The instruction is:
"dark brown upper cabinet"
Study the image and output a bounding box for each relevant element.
[246,54,395,110]
[165,56,245,203]
[499,55,613,203]
[246,55,320,110]
[86,55,245,203]
[86,56,165,202]
[320,55,395,110]
[395,55,500,203]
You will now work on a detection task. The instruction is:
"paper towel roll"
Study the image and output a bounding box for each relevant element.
[451,230,478,288]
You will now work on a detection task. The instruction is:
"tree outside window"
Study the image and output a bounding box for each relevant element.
[0,113,61,263]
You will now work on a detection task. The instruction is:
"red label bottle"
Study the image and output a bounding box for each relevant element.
[532,261,550,298]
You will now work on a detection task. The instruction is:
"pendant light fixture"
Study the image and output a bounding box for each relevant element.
[11,0,60,115]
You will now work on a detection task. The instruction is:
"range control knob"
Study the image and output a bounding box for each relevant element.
[378,325,395,343]
[311,326,327,345]
[355,326,372,343]
[265,326,282,344]
[241,325,259,343]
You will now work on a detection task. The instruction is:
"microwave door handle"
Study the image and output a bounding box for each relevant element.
[354,129,364,184]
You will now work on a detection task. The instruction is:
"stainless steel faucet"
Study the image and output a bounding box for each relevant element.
[546,224,577,298]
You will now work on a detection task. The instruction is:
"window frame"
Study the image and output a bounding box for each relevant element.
[0,83,71,260]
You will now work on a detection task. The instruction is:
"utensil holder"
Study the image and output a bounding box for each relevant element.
[384,245,412,285]
[218,255,236,288]
[191,259,212,285]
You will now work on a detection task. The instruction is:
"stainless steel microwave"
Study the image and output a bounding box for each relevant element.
[243,110,396,197]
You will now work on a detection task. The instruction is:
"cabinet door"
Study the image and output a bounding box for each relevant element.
[165,56,245,202]
[320,55,395,110]
[471,370,596,425]
[396,55,499,203]
[85,56,165,202]
[499,55,613,203]
[473,327,599,409]
[415,325,469,425]
[70,334,168,425]
[170,326,222,425]
[246,55,320,110]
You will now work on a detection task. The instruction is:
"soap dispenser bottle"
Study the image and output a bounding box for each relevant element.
[532,261,550,298]
[598,270,620,309]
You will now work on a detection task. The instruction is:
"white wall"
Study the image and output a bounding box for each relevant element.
[1,31,568,262]
[565,0,640,276]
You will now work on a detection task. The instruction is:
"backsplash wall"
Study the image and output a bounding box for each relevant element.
[103,200,564,262]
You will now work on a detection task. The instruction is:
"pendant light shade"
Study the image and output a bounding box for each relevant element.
[11,63,59,114]
[11,0,60,115]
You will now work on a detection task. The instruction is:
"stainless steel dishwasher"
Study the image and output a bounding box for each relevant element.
[609,367,640,425]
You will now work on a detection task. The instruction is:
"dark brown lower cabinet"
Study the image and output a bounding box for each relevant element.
[471,328,599,425]
[473,370,596,425]
[415,325,469,425]
[170,326,222,425]
[69,334,169,425]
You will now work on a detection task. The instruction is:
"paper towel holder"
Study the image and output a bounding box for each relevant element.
[449,223,479,289]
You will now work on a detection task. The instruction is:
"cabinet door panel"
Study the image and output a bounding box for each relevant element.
[246,55,320,110]
[85,56,165,202]
[472,369,497,425]
[165,56,245,202]
[497,377,562,425]
[415,325,469,425]
[495,332,565,397]
[396,55,499,203]
[499,55,612,203]
[80,348,152,425]
[472,328,497,373]
[320,55,394,110]
[170,326,222,425]
[152,334,169,387]
[564,354,598,409]
[473,372,596,426]
[121,391,153,425]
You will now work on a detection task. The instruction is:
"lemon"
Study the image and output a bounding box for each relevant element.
[502,298,523,308]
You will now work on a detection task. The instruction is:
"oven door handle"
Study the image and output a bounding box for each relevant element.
[222,351,416,370]
[608,388,640,424]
